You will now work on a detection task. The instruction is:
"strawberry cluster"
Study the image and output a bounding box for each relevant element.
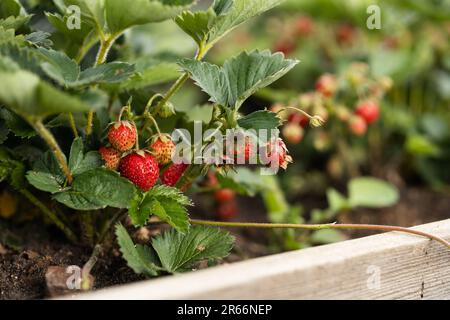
[273,62,392,146]
[99,120,186,192]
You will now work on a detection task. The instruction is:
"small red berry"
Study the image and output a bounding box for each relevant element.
[336,23,355,45]
[274,40,296,56]
[217,200,238,221]
[315,74,337,97]
[99,146,121,170]
[107,121,137,152]
[161,163,188,187]
[119,151,159,191]
[355,101,380,124]
[149,134,175,165]
[349,115,367,136]
[214,189,236,203]
[204,170,218,188]
[282,123,304,144]
[295,16,314,37]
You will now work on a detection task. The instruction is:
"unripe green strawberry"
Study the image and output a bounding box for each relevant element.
[282,123,304,144]
[99,146,121,170]
[156,101,175,118]
[119,151,159,191]
[161,163,188,187]
[107,121,137,152]
[149,134,175,165]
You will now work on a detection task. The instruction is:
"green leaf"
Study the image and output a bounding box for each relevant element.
[0,69,92,118]
[26,151,65,193]
[63,0,106,31]
[38,48,135,88]
[152,226,234,273]
[53,168,136,210]
[207,0,283,46]
[0,15,30,30]
[25,31,53,49]
[129,185,192,233]
[120,59,180,90]
[0,147,25,189]
[0,119,8,144]
[348,177,399,208]
[68,138,102,176]
[238,110,282,131]
[326,188,349,213]
[105,0,195,34]
[0,108,34,138]
[0,0,24,19]
[175,9,215,46]
[179,50,298,109]
[217,167,266,196]
[45,11,94,45]
[405,134,441,157]
[115,223,160,277]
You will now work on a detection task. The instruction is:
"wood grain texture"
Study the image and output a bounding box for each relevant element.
[74,219,450,300]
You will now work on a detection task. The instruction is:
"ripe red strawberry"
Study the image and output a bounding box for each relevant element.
[349,115,367,136]
[214,189,236,203]
[217,200,238,221]
[107,121,137,152]
[161,163,188,187]
[355,101,380,124]
[315,74,337,97]
[295,16,314,37]
[119,151,159,191]
[149,134,175,165]
[99,146,121,170]
[266,138,292,169]
[282,123,304,144]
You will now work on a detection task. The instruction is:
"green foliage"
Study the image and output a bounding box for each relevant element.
[217,167,267,196]
[68,138,102,176]
[129,185,192,233]
[347,177,400,209]
[179,50,298,109]
[237,110,282,131]
[53,168,136,210]
[116,224,234,276]
[26,151,66,194]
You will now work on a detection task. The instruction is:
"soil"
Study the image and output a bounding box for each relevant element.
[0,187,449,300]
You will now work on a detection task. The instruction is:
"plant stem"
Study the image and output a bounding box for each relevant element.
[19,189,77,243]
[81,244,101,290]
[32,120,73,184]
[86,34,120,137]
[189,219,450,250]
[68,113,79,138]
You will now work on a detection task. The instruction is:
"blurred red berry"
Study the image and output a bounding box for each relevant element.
[274,40,296,56]
[349,115,367,136]
[214,189,236,203]
[288,113,309,128]
[282,123,304,144]
[355,101,380,124]
[217,200,238,221]
[295,16,314,37]
[315,74,337,97]
[336,23,355,45]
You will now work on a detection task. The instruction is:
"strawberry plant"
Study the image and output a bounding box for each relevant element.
[0,0,449,296]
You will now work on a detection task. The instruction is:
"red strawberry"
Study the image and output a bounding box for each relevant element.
[315,74,337,97]
[204,170,218,188]
[107,121,137,152]
[149,134,175,165]
[234,137,254,163]
[355,101,380,124]
[282,123,304,144]
[336,23,355,45]
[161,163,188,187]
[119,151,159,191]
[265,138,292,169]
[274,40,296,56]
[214,189,236,203]
[295,16,314,37]
[217,200,238,221]
[349,115,367,136]
[99,146,121,170]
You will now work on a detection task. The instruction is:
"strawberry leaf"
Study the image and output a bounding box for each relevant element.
[238,110,282,131]
[26,151,66,194]
[68,138,102,176]
[115,223,161,277]
[175,9,216,47]
[152,226,234,273]
[53,168,136,210]
[129,185,192,233]
[179,50,298,109]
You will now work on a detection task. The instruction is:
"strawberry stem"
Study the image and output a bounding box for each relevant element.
[189,219,450,250]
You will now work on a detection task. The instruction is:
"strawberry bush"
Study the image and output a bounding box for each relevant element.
[0,0,449,295]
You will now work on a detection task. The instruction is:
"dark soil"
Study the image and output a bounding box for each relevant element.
[1,187,449,300]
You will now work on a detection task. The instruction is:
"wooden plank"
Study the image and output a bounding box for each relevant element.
[74,219,450,300]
